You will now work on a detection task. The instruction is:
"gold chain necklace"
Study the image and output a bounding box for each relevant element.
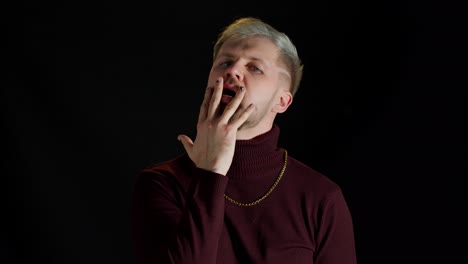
[224,150,288,207]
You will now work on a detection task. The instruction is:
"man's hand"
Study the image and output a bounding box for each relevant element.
[177,77,254,176]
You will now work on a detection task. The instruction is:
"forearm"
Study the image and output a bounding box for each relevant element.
[131,169,228,264]
[169,170,227,263]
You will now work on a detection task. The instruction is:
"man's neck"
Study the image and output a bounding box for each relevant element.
[236,122,274,140]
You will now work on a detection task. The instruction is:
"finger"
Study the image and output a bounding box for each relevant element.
[198,86,214,123]
[230,103,255,129]
[207,77,223,119]
[177,134,194,154]
[219,86,246,124]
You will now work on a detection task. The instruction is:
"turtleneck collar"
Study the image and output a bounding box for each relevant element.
[227,124,285,181]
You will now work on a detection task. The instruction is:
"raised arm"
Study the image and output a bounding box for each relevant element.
[131,166,228,264]
[131,77,254,264]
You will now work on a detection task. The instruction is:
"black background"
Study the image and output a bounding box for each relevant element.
[4,0,466,263]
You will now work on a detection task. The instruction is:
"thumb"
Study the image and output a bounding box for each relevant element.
[177,134,194,153]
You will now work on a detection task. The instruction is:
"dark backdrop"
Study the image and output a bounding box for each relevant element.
[4,0,466,263]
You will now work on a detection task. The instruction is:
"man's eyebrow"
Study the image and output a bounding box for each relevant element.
[217,52,235,59]
[217,52,266,64]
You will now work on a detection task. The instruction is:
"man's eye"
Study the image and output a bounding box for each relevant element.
[221,61,232,67]
[250,66,262,73]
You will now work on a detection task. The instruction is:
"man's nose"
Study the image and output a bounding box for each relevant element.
[225,62,243,82]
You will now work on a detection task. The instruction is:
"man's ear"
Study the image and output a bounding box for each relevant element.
[273,90,293,113]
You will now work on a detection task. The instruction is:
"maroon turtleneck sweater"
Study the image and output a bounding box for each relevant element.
[130,124,356,264]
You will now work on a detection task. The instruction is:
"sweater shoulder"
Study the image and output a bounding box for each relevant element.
[286,155,342,197]
[137,153,193,191]
[143,153,189,173]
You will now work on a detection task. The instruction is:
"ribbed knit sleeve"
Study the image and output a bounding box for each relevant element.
[314,188,357,264]
[130,161,228,264]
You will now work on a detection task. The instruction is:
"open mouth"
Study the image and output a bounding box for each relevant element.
[222,88,237,97]
[221,88,237,104]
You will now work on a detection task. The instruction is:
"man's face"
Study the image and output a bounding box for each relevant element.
[208,36,292,129]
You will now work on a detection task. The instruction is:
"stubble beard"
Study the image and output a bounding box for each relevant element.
[234,103,268,131]
[219,103,253,130]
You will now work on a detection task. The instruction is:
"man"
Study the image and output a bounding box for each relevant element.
[131,17,357,263]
